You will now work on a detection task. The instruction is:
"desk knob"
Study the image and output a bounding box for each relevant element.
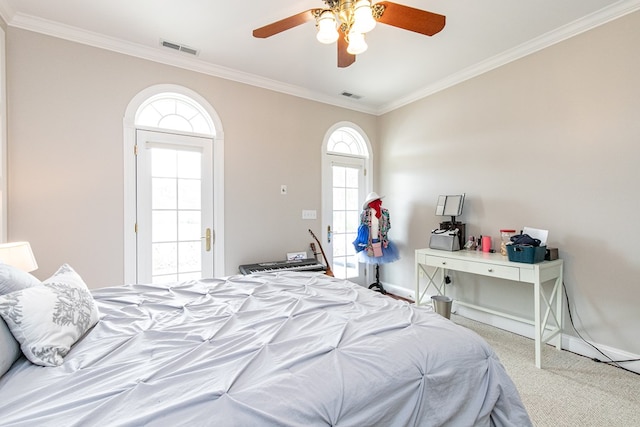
[488,268,494,273]
[441,262,447,266]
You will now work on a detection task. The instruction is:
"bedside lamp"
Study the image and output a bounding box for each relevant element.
[0,241,38,272]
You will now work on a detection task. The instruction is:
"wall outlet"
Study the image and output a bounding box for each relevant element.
[302,210,317,220]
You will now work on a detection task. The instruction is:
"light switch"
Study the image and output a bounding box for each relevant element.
[302,210,317,220]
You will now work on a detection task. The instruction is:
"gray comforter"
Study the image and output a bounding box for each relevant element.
[0,272,531,426]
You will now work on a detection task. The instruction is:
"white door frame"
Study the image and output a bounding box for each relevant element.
[321,121,373,286]
[135,129,214,283]
[123,84,225,284]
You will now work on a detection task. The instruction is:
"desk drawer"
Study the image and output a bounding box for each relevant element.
[424,255,520,281]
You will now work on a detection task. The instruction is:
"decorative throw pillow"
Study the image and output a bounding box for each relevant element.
[0,262,41,295]
[0,317,21,377]
[0,264,99,367]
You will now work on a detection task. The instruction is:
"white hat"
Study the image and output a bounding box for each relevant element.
[363,191,384,210]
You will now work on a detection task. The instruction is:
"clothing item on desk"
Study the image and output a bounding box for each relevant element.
[353,192,400,265]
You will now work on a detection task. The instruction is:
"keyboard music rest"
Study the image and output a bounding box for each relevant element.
[239,258,326,275]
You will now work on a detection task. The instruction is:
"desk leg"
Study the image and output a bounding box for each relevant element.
[554,266,563,350]
[534,279,542,369]
[415,262,422,306]
[415,264,445,307]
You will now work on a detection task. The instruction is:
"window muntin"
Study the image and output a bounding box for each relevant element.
[327,127,367,157]
[136,93,213,135]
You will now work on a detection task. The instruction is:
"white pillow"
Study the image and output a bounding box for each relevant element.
[0,262,41,295]
[0,264,99,367]
[0,317,21,377]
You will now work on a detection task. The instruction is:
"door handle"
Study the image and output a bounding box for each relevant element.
[202,228,212,252]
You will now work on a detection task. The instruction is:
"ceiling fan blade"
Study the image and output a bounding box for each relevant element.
[337,34,356,68]
[375,1,446,36]
[253,10,317,38]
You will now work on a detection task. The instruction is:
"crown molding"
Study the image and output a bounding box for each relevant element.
[0,0,14,25]
[378,0,640,115]
[4,0,640,116]
[6,12,378,116]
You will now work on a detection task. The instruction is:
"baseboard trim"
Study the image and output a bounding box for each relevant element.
[381,282,416,301]
[456,305,640,375]
[381,282,640,375]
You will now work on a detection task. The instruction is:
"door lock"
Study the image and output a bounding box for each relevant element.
[203,228,212,252]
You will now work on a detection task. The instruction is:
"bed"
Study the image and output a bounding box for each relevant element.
[0,265,532,426]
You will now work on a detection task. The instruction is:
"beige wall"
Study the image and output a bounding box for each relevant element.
[6,28,377,287]
[378,11,640,356]
[6,10,639,360]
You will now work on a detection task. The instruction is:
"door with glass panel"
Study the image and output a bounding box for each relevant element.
[327,157,366,285]
[136,130,214,284]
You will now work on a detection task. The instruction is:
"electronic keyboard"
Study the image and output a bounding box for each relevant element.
[239,258,326,275]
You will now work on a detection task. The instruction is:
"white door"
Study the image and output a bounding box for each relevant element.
[325,156,367,285]
[136,130,214,283]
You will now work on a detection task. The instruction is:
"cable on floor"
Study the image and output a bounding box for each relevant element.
[563,282,639,375]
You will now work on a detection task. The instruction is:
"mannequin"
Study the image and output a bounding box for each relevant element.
[353,192,399,293]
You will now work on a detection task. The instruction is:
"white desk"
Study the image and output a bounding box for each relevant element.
[415,248,564,368]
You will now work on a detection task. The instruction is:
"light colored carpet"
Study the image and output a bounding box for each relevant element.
[452,315,640,427]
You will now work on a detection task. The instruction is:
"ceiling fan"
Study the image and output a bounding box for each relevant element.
[253,0,446,68]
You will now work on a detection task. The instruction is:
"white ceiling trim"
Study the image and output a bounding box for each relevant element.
[0,0,12,23]
[4,0,640,116]
[7,12,379,115]
[379,0,640,114]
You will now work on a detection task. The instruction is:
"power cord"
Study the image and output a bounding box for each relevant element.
[563,282,639,375]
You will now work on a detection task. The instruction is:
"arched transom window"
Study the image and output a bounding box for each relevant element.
[327,127,368,157]
[136,93,214,135]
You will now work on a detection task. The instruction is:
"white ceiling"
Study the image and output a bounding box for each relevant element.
[1,0,638,114]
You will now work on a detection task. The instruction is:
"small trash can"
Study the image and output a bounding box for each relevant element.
[431,295,452,319]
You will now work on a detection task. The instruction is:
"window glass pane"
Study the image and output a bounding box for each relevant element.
[152,177,176,210]
[153,99,176,117]
[333,188,346,210]
[176,101,198,120]
[137,108,162,127]
[152,148,177,178]
[333,233,347,257]
[333,211,346,233]
[345,254,358,277]
[345,168,359,188]
[346,212,359,231]
[179,211,201,241]
[159,115,192,132]
[346,188,360,211]
[178,151,201,179]
[178,179,201,210]
[332,166,345,187]
[152,211,177,242]
[179,241,201,273]
[190,115,212,135]
[152,242,177,275]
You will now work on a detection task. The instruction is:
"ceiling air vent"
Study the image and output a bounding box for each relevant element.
[161,39,199,56]
[341,91,362,100]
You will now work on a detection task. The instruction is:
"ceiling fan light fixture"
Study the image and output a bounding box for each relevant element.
[351,0,376,34]
[347,31,367,55]
[316,10,339,44]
